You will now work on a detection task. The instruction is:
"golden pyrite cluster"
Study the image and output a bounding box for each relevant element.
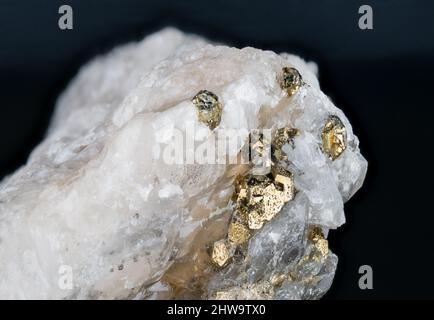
[191,67,348,299]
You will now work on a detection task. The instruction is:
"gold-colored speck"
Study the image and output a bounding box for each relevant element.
[271,127,299,163]
[270,273,287,287]
[213,291,234,300]
[279,67,303,96]
[232,174,247,202]
[308,226,329,257]
[289,232,328,280]
[308,226,324,242]
[247,209,265,230]
[260,184,287,221]
[287,273,295,282]
[237,188,247,202]
[272,127,299,149]
[228,221,250,245]
[271,165,296,202]
[210,239,232,268]
[192,90,223,130]
[321,115,347,160]
[315,238,329,257]
[232,167,295,231]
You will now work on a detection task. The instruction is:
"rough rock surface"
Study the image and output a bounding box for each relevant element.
[0,28,367,299]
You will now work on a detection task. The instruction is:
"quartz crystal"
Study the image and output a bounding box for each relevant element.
[0,28,367,299]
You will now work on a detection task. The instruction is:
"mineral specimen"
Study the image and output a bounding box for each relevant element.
[0,28,367,299]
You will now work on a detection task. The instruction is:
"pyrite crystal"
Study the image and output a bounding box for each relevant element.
[321,115,347,160]
[192,90,223,130]
[271,127,299,163]
[228,221,251,245]
[308,226,329,258]
[279,67,304,96]
[272,127,299,149]
[210,240,232,267]
[208,127,297,294]
[0,29,367,300]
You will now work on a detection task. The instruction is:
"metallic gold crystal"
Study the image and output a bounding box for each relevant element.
[232,166,295,231]
[272,127,299,149]
[308,226,329,258]
[308,226,325,242]
[210,239,232,268]
[279,67,303,96]
[232,174,247,202]
[192,90,222,130]
[212,281,274,300]
[261,183,287,221]
[271,127,299,163]
[314,238,329,257]
[228,221,250,245]
[271,165,295,202]
[247,209,265,230]
[321,115,347,160]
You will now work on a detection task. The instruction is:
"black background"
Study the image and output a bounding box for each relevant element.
[0,0,433,299]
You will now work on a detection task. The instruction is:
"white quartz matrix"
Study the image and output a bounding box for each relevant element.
[0,28,367,299]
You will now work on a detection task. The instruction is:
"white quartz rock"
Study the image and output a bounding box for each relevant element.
[0,28,367,299]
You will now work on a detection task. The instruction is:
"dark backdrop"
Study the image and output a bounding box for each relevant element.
[1,0,433,299]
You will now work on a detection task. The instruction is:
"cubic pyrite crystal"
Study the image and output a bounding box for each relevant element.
[192,90,223,130]
[0,28,367,300]
[231,165,295,231]
[228,221,251,245]
[321,115,347,160]
[279,67,304,96]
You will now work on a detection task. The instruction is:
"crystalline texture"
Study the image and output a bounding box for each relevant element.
[0,28,367,299]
